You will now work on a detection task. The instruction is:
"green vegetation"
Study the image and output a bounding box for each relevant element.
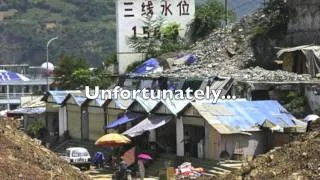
[252,0,289,38]
[26,120,44,138]
[54,55,112,89]
[188,0,235,42]
[0,0,116,66]
[282,91,307,118]
[128,16,189,69]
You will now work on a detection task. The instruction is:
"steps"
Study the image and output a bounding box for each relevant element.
[145,154,243,178]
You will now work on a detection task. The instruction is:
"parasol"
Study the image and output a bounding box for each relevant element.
[95,133,131,147]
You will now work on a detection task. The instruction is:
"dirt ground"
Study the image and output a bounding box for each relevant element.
[0,119,90,180]
[219,120,320,180]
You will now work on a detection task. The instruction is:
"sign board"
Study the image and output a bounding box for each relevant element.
[116,0,195,74]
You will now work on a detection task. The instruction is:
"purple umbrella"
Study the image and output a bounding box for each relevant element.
[138,153,152,160]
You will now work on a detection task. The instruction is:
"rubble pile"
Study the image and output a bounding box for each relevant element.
[156,10,313,82]
[219,120,320,180]
[0,119,90,180]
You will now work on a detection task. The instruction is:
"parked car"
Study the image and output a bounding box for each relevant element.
[60,147,91,170]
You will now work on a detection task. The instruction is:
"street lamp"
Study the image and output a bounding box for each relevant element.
[46,36,58,92]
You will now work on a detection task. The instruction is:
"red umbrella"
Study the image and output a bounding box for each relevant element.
[137,153,152,160]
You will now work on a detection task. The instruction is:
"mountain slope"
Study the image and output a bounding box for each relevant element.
[0,0,116,66]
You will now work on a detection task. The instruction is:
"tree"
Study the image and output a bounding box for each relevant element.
[54,54,112,89]
[283,91,307,118]
[54,54,89,89]
[128,15,164,59]
[128,16,189,64]
[188,0,235,41]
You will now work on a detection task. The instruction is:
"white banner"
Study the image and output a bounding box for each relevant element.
[116,0,195,74]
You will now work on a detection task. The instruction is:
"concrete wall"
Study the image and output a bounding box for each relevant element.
[59,106,67,136]
[220,131,266,160]
[66,104,81,139]
[305,86,320,112]
[286,0,320,45]
[88,106,105,141]
[205,123,221,160]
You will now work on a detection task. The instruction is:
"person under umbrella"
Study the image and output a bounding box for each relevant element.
[137,153,152,180]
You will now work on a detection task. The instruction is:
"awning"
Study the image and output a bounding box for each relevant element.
[106,112,146,129]
[7,107,46,115]
[122,116,172,137]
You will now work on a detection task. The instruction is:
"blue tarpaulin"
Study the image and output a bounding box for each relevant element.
[105,112,146,129]
[214,100,296,131]
[133,58,160,74]
[185,54,197,65]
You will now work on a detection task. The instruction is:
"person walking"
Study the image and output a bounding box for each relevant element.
[137,159,145,180]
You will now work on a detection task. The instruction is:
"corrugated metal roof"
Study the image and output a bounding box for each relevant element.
[48,90,82,104]
[191,100,297,134]
[132,96,160,113]
[192,102,239,134]
[72,95,87,106]
[113,98,134,110]
[158,98,190,115]
[215,100,296,132]
[21,96,45,108]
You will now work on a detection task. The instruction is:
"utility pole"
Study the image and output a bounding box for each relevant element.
[225,0,228,26]
[46,36,58,92]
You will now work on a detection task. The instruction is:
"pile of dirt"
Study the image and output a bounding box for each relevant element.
[220,120,320,180]
[0,119,90,180]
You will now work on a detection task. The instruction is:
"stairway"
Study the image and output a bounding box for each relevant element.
[145,153,244,178]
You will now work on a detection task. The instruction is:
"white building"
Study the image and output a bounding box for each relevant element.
[0,64,54,110]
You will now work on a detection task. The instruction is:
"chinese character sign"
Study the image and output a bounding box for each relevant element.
[116,0,195,74]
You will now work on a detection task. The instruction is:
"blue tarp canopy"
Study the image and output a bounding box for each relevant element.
[133,58,160,74]
[105,112,146,129]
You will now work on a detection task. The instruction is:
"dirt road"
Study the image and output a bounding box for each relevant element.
[85,166,159,180]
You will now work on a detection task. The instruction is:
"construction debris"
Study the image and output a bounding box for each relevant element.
[0,119,90,180]
[152,9,313,82]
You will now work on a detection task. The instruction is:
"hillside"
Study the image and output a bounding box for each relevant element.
[0,119,90,180]
[0,0,116,66]
[0,0,266,67]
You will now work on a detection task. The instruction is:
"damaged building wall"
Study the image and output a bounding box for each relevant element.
[305,85,320,112]
[286,0,320,45]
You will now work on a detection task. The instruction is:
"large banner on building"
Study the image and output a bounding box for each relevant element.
[116,0,195,74]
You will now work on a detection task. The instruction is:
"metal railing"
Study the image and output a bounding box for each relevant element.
[0,93,33,99]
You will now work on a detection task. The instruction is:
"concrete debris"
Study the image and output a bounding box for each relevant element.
[152,10,314,82]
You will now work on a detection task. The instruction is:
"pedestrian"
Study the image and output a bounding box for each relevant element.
[137,159,145,180]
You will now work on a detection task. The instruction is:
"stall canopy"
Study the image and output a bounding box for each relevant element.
[122,116,172,137]
[105,112,146,129]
